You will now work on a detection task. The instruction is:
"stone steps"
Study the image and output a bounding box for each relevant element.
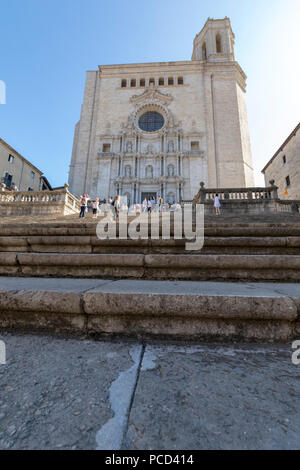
[1,217,300,280]
[1,252,300,281]
[1,236,300,254]
[0,277,299,341]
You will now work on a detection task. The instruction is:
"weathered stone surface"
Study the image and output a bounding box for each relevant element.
[0,332,140,450]
[83,280,297,320]
[17,253,144,267]
[0,278,297,340]
[87,316,293,341]
[0,290,82,314]
[0,253,17,266]
[0,237,27,247]
[125,343,300,450]
[144,254,300,269]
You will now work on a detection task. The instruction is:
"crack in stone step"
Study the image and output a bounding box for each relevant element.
[95,344,144,450]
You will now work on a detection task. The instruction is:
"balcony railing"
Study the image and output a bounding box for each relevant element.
[193,182,279,203]
[0,183,80,215]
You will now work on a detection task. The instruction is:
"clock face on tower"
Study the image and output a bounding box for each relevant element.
[138,111,164,132]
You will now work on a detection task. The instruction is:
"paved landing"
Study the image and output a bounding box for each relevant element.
[0,333,299,450]
[0,277,300,298]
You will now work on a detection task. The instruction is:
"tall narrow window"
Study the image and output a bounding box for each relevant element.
[131,79,136,87]
[159,77,164,86]
[216,34,222,53]
[140,78,145,87]
[283,155,286,164]
[8,154,14,163]
[168,77,174,85]
[178,76,183,85]
[202,42,207,60]
[121,79,127,88]
[286,175,291,186]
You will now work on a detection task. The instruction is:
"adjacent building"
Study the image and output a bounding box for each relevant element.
[0,137,46,191]
[262,122,300,200]
[69,17,254,203]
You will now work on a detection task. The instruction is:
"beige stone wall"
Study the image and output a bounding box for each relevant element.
[263,125,300,199]
[0,140,42,191]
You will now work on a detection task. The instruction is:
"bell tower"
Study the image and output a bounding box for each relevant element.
[192,17,235,62]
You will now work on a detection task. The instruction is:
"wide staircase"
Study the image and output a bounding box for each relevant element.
[0,212,300,341]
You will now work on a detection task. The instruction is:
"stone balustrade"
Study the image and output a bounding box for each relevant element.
[0,183,80,217]
[180,181,300,215]
[194,181,279,203]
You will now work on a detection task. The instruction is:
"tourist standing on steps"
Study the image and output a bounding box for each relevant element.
[92,198,99,219]
[114,195,120,219]
[142,198,148,213]
[214,193,221,215]
[79,194,88,218]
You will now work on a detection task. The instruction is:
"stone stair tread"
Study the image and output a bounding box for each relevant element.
[0,277,299,341]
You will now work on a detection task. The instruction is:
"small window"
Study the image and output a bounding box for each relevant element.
[283,155,286,164]
[130,79,136,87]
[28,187,33,191]
[140,78,145,87]
[121,79,127,88]
[191,141,200,151]
[178,77,183,85]
[168,77,174,85]
[149,78,155,85]
[216,34,222,53]
[159,77,164,86]
[286,175,291,186]
[30,171,35,180]
[103,144,111,152]
[8,154,14,163]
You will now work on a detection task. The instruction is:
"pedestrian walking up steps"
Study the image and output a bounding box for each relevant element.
[0,213,300,341]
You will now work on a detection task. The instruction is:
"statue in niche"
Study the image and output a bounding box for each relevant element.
[126,141,133,153]
[168,165,175,177]
[146,165,153,178]
[146,144,154,154]
[125,166,132,177]
[168,141,174,153]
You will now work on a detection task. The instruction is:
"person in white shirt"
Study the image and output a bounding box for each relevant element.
[214,193,221,215]
[142,198,148,213]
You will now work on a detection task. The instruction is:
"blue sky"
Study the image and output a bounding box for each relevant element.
[0,0,299,187]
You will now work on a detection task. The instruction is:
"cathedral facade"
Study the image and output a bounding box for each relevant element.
[69,17,254,204]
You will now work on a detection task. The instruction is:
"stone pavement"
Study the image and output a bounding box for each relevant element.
[0,332,299,450]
